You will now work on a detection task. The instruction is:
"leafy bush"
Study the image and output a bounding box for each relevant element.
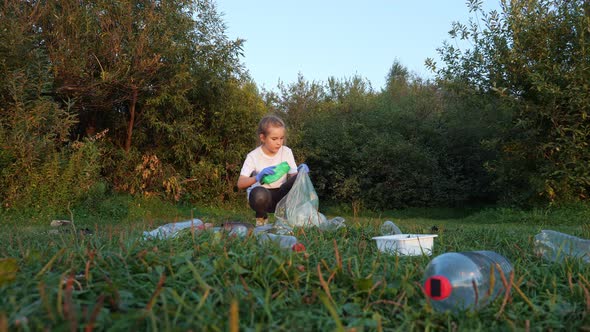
[1,0,267,214]
[1,136,103,219]
[431,0,590,204]
[291,73,503,210]
[0,7,102,219]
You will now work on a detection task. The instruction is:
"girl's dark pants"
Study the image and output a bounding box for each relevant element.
[249,174,298,219]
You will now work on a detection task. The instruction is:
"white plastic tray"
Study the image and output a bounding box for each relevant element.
[372,234,438,256]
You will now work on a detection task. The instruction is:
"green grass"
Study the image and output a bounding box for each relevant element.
[1,200,590,331]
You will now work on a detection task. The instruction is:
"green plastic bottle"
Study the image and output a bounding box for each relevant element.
[261,161,291,184]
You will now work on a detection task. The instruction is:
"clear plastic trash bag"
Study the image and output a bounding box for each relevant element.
[275,169,345,230]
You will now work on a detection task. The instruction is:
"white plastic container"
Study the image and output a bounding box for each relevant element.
[372,234,438,256]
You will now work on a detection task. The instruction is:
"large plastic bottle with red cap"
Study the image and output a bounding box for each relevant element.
[423,251,513,312]
[257,233,306,251]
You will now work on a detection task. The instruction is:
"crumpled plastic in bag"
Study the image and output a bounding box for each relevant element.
[275,169,345,230]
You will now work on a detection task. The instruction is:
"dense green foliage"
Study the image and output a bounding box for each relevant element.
[0,0,265,218]
[0,2,101,218]
[1,205,589,330]
[1,0,589,218]
[429,0,590,204]
[282,69,507,210]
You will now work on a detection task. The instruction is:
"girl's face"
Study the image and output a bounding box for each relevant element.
[260,126,285,155]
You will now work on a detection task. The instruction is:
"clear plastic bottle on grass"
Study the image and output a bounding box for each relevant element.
[142,218,204,240]
[253,224,275,234]
[423,251,513,312]
[534,230,590,263]
[319,217,346,231]
[257,233,305,251]
[228,225,249,238]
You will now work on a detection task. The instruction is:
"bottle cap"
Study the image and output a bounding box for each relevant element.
[424,275,452,300]
[292,243,306,252]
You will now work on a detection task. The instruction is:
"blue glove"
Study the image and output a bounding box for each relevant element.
[297,163,309,173]
[255,166,276,182]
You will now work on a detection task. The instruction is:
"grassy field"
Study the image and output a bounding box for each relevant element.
[1,200,589,331]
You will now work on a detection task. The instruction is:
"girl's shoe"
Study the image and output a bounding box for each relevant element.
[255,217,268,226]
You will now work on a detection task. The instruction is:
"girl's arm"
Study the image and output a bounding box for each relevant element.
[237,175,257,190]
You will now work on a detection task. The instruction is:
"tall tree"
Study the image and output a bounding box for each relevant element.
[431,0,590,203]
[266,74,328,154]
[40,0,183,151]
[39,0,242,153]
[0,1,101,214]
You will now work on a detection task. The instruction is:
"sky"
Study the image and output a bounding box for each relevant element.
[216,1,502,91]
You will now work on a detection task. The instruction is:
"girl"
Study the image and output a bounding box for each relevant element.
[237,115,309,226]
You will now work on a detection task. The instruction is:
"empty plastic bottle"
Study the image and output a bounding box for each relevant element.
[257,233,299,250]
[261,161,291,184]
[380,220,402,235]
[273,223,295,235]
[534,230,590,263]
[319,216,346,231]
[253,224,275,235]
[228,225,249,237]
[143,218,204,240]
[423,251,513,312]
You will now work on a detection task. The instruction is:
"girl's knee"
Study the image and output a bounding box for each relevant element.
[249,187,271,209]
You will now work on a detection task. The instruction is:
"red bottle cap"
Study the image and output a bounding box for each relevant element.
[292,243,306,252]
[424,275,452,300]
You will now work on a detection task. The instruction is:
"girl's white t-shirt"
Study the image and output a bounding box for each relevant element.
[240,146,297,194]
